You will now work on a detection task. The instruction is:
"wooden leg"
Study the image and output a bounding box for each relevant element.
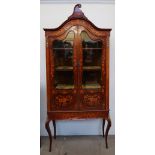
[102,119,105,137]
[45,118,52,152]
[105,117,111,149]
[53,120,56,139]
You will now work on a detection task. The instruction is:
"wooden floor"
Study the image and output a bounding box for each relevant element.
[40,135,115,155]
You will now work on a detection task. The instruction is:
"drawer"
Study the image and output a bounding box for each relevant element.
[80,90,105,110]
[54,94,73,108]
[51,89,77,110]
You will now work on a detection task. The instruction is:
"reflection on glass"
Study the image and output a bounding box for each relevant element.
[54,49,73,67]
[83,50,101,67]
[53,31,74,89]
[82,71,101,89]
[81,31,102,67]
[53,32,74,67]
[54,71,74,89]
[81,31,102,89]
[81,31,102,49]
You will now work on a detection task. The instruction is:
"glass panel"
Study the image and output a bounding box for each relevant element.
[54,71,74,89]
[81,31,102,89]
[53,31,74,89]
[82,71,101,89]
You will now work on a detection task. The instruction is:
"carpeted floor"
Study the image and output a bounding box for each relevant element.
[40,135,115,155]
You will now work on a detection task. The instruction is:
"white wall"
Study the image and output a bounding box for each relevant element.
[40,3,115,136]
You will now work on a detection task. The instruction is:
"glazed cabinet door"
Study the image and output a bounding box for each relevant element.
[77,27,106,110]
[48,27,78,111]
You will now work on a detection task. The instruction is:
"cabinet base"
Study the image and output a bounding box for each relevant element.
[45,111,111,152]
[47,110,109,120]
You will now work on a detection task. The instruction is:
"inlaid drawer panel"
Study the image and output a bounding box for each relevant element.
[80,90,105,110]
[52,89,77,110]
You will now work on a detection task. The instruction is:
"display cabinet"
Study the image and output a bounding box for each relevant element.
[44,4,112,152]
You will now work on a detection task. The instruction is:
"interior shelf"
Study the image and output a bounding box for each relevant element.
[55,84,74,89]
[56,84,101,89]
[55,66,73,71]
[55,66,101,71]
[53,48,101,50]
[83,66,101,70]
[82,83,101,89]
[53,48,73,50]
[83,48,102,50]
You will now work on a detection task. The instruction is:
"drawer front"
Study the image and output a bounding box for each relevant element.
[51,89,77,110]
[80,89,105,110]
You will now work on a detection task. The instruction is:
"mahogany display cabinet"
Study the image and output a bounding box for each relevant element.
[43,4,112,152]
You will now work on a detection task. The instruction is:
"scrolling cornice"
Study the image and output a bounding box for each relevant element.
[45,19,110,39]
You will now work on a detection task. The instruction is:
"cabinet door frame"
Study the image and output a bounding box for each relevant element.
[77,26,107,110]
[47,26,79,111]
[45,19,111,112]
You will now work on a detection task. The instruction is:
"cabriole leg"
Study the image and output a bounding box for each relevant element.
[53,120,56,139]
[105,117,111,148]
[102,119,105,137]
[45,118,52,152]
